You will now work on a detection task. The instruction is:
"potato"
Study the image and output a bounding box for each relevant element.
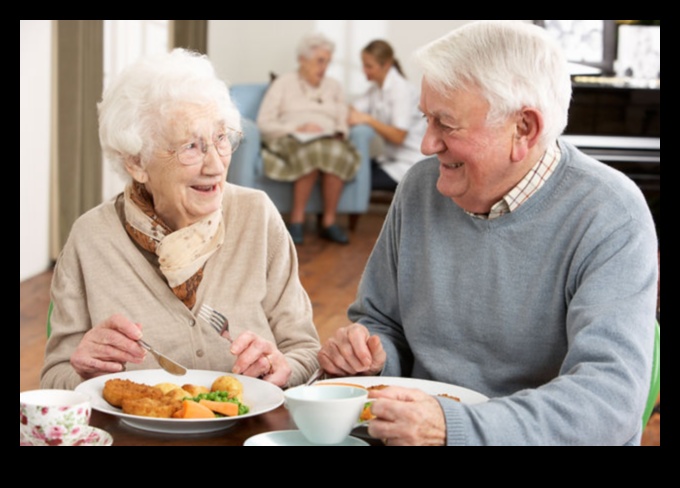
[211,375,243,402]
[164,387,193,401]
[182,384,210,397]
[154,382,181,394]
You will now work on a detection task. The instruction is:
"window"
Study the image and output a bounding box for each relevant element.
[102,20,169,201]
[534,20,616,74]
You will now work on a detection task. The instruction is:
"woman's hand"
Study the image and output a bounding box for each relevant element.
[348,106,407,144]
[70,314,146,380]
[367,386,447,446]
[318,323,385,376]
[230,331,291,387]
[348,107,371,126]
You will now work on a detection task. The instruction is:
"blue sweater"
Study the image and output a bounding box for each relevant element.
[348,141,658,445]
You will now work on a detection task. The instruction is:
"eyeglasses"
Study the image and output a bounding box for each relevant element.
[171,128,243,166]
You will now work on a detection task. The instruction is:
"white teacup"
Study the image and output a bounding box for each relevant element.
[20,389,91,446]
[284,385,368,445]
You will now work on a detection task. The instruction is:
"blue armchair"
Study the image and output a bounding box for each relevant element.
[227,83,375,230]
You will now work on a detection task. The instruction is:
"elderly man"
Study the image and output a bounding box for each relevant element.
[318,21,658,445]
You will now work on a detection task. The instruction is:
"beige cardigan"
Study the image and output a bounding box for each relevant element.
[257,71,349,143]
[41,184,320,390]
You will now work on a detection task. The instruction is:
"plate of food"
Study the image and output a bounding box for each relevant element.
[75,369,284,434]
[316,376,489,405]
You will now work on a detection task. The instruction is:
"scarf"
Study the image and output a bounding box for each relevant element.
[123,182,224,309]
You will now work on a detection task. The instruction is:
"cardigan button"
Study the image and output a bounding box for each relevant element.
[189,318,196,327]
[196,349,205,358]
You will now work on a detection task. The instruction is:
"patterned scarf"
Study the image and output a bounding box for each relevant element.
[123,182,224,309]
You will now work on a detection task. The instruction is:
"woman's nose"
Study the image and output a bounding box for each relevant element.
[202,144,227,173]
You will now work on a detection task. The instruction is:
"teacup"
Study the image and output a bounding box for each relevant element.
[20,389,91,446]
[284,385,368,445]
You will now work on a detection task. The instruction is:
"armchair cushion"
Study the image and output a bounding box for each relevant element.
[227,83,375,216]
[230,83,269,120]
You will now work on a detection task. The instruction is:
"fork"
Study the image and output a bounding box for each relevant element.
[304,367,325,386]
[198,304,233,342]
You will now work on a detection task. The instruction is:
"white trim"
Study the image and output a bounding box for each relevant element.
[561,134,660,151]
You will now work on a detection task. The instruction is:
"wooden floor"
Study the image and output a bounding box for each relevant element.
[19,205,659,445]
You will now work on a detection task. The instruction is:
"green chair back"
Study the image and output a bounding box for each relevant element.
[46,300,53,338]
[642,320,661,427]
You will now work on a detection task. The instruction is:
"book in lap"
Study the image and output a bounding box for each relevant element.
[292,131,334,143]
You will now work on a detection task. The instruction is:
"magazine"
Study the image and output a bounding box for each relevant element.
[292,131,334,143]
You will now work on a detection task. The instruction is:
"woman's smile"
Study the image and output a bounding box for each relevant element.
[190,183,220,193]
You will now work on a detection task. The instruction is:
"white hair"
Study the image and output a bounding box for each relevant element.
[415,21,572,145]
[98,48,241,178]
[296,32,335,59]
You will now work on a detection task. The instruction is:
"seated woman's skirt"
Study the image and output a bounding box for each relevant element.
[262,135,361,182]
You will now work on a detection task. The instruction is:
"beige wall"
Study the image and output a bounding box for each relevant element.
[207,20,501,100]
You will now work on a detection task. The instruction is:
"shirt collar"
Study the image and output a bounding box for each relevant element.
[468,141,561,220]
[380,66,400,91]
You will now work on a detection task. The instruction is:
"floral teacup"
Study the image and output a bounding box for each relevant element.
[20,389,91,446]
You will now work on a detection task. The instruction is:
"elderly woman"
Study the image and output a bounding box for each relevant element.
[257,33,360,245]
[40,49,320,390]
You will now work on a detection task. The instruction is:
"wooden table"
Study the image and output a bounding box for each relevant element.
[89,408,380,446]
[89,406,295,446]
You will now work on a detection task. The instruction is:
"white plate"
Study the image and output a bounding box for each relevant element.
[244,430,368,446]
[316,376,489,404]
[75,369,284,434]
[20,426,113,446]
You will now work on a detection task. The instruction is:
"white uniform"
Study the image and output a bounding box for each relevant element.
[352,66,426,183]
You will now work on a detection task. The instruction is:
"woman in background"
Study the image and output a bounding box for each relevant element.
[257,32,359,245]
[349,40,426,191]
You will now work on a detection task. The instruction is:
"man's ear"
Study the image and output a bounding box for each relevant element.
[124,155,148,183]
[511,108,543,162]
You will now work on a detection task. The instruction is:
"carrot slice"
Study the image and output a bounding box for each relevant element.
[359,403,375,421]
[199,399,239,417]
[173,400,216,419]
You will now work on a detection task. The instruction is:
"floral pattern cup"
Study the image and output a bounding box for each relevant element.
[20,389,91,446]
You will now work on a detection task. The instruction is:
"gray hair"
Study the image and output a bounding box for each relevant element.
[415,21,572,145]
[296,32,335,59]
[98,48,241,178]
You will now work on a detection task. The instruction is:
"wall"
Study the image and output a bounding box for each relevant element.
[207,20,494,100]
[20,20,52,282]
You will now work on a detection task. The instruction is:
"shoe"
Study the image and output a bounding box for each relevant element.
[319,224,349,244]
[287,223,304,245]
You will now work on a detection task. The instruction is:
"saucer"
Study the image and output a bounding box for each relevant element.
[244,430,368,446]
[20,426,113,446]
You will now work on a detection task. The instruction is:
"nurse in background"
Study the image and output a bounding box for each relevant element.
[349,40,426,191]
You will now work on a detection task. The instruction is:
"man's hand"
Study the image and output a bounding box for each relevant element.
[367,386,447,446]
[318,323,385,376]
